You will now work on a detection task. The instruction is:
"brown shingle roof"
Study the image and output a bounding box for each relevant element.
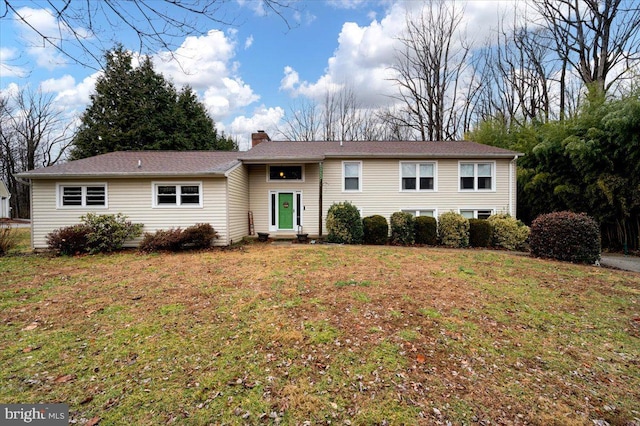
[18,141,521,178]
[238,140,521,162]
[17,151,241,178]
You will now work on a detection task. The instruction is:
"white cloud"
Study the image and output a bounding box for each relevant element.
[280,2,409,107]
[279,0,533,112]
[12,6,85,70]
[0,47,29,78]
[50,73,100,112]
[0,82,20,101]
[244,35,254,49]
[228,106,285,150]
[154,30,236,90]
[153,29,259,121]
[327,0,368,10]
[40,75,76,93]
[280,66,300,92]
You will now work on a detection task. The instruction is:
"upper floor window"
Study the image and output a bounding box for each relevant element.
[269,165,303,181]
[401,162,435,191]
[58,184,107,208]
[343,161,361,191]
[460,162,494,191]
[153,183,202,207]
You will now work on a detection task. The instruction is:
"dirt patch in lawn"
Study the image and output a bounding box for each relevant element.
[1,245,639,425]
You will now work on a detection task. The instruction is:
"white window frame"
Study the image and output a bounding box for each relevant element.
[401,208,436,218]
[459,161,496,192]
[267,165,305,182]
[57,183,108,209]
[399,161,437,192]
[342,161,362,192]
[459,209,494,219]
[152,182,203,208]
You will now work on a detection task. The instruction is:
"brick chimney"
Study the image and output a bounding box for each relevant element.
[251,130,270,147]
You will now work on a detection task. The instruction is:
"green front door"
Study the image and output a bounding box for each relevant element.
[278,193,294,229]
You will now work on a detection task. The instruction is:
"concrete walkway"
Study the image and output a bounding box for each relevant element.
[600,253,640,273]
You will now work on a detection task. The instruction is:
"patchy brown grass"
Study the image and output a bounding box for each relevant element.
[1,243,639,425]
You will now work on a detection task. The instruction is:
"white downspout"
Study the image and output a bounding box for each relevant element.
[509,155,518,217]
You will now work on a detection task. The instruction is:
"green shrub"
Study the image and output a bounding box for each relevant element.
[414,216,437,245]
[181,223,217,249]
[46,224,91,255]
[438,212,469,248]
[326,202,363,244]
[469,219,492,247]
[529,211,601,264]
[139,228,184,252]
[390,212,415,245]
[487,214,530,251]
[81,213,143,253]
[0,225,19,256]
[362,215,388,245]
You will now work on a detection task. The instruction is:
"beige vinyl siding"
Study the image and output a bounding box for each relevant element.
[322,158,514,224]
[226,164,250,244]
[30,177,229,249]
[247,163,321,236]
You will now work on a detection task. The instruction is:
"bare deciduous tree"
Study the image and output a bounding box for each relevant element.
[1,0,295,69]
[532,0,640,98]
[0,87,73,218]
[473,13,556,127]
[278,86,395,142]
[389,1,472,141]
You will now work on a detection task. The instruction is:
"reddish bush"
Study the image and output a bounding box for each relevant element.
[181,223,217,249]
[529,211,600,264]
[139,223,217,252]
[46,224,91,255]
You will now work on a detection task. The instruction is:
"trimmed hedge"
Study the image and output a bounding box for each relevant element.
[469,219,492,247]
[529,211,600,264]
[326,202,363,244]
[487,214,530,251]
[363,215,389,245]
[414,216,437,245]
[438,212,469,248]
[390,212,415,245]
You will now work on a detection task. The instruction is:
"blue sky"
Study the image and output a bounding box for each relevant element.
[0,1,521,150]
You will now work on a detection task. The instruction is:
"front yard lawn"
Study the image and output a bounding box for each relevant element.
[1,243,639,425]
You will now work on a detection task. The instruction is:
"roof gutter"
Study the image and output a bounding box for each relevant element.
[15,172,229,179]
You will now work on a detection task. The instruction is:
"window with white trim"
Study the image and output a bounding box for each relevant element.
[460,162,494,191]
[268,165,304,181]
[58,184,107,208]
[460,209,493,219]
[153,183,202,207]
[343,161,361,191]
[400,162,435,191]
[402,209,435,217]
